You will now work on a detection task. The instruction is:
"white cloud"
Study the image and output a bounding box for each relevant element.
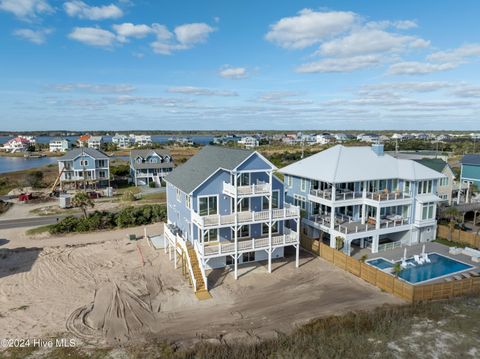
[48,83,136,94]
[174,23,215,45]
[265,9,357,49]
[219,66,247,79]
[166,86,237,96]
[0,0,52,19]
[256,91,312,105]
[387,61,457,75]
[361,81,451,94]
[317,28,429,58]
[13,28,52,44]
[393,20,418,30]
[113,23,152,42]
[151,22,215,55]
[296,55,382,73]
[427,43,480,63]
[68,27,117,47]
[451,85,480,98]
[64,0,122,20]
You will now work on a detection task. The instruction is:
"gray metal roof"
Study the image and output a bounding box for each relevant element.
[461,154,480,166]
[165,146,253,193]
[58,148,109,161]
[280,145,445,183]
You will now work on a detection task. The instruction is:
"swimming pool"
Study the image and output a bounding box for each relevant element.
[367,253,473,284]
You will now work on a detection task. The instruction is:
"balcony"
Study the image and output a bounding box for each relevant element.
[197,228,298,257]
[309,189,411,204]
[306,213,410,236]
[223,181,270,197]
[192,203,299,228]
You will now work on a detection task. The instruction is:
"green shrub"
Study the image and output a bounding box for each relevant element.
[48,205,166,234]
[149,181,156,188]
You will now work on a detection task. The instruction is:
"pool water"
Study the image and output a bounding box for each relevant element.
[367,253,472,284]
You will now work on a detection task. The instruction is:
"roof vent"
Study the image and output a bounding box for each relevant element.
[372,143,384,156]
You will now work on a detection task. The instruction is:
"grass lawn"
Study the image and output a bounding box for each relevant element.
[139,192,166,202]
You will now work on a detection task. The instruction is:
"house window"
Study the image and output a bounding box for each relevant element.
[242,251,255,262]
[232,197,250,212]
[186,195,191,209]
[226,256,234,265]
[233,225,250,238]
[417,180,433,194]
[176,188,181,202]
[293,194,306,210]
[98,160,106,167]
[404,181,410,194]
[80,160,89,167]
[300,178,307,192]
[205,228,218,242]
[285,175,292,187]
[440,178,449,187]
[262,222,278,235]
[421,202,435,220]
[199,196,218,216]
[99,170,106,178]
[239,173,250,186]
[262,191,279,210]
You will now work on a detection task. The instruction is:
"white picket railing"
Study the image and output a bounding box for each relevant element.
[192,203,299,228]
[200,228,298,257]
[223,181,271,197]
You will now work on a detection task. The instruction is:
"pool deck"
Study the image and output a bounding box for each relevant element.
[353,242,480,284]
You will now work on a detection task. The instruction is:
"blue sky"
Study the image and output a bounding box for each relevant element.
[1,0,480,131]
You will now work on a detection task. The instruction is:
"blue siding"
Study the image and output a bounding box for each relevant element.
[237,153,273,171]
[461,164,480,187]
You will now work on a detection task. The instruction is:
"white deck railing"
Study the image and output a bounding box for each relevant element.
[192,203,299,228]
[199,228,298,257]
[223,181,270,197]
[366,191,411,201]
[336,218,410,235]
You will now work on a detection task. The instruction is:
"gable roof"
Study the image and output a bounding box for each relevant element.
[414,158,449,173]
[165,146,254,194]
[461,154,480,166]
[130,149,171,159]
[58,148,109,161]
[280,145,444,183]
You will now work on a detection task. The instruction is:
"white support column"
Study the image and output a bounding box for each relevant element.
[329,184,336,247]
[361,204,366,225]
[375,205,381,230]
[174,235,177,269]
[296,218,300,268]
[372,235,379,253]
[234,171,239,280]
[268,170,273,273]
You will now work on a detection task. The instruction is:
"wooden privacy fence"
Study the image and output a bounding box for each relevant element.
[301,234,480,303]
[437,225,480,249]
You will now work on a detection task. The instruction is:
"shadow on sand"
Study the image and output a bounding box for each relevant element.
[0,246,42,279]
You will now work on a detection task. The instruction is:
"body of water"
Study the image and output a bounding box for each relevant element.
[0,156,57,174]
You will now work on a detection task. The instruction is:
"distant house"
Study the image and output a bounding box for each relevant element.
[460,154,480,191]
[238,136,259,149]
[49,138,71,153]
[77,134,91,147]
[130,149,174,186]
[357,133,379,143]
[2,136,34,153]
[414,159,456,205]
[316,133,335,145]
[112,134,133,149]
[334,133,355,142]
[58,148,110,188]
[87,136,103,150]
[131,134,152,146]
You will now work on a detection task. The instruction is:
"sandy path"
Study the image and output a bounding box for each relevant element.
[0,226,403,346]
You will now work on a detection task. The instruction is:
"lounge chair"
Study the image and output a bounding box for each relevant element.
[444,277,453,282]
[453,275,463,280]
[461,272,472,279]
[422,253,431,264]
[468,271,480,277]
[413,255,424,265]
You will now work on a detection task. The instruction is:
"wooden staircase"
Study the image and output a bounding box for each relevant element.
[186,243,212,300]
